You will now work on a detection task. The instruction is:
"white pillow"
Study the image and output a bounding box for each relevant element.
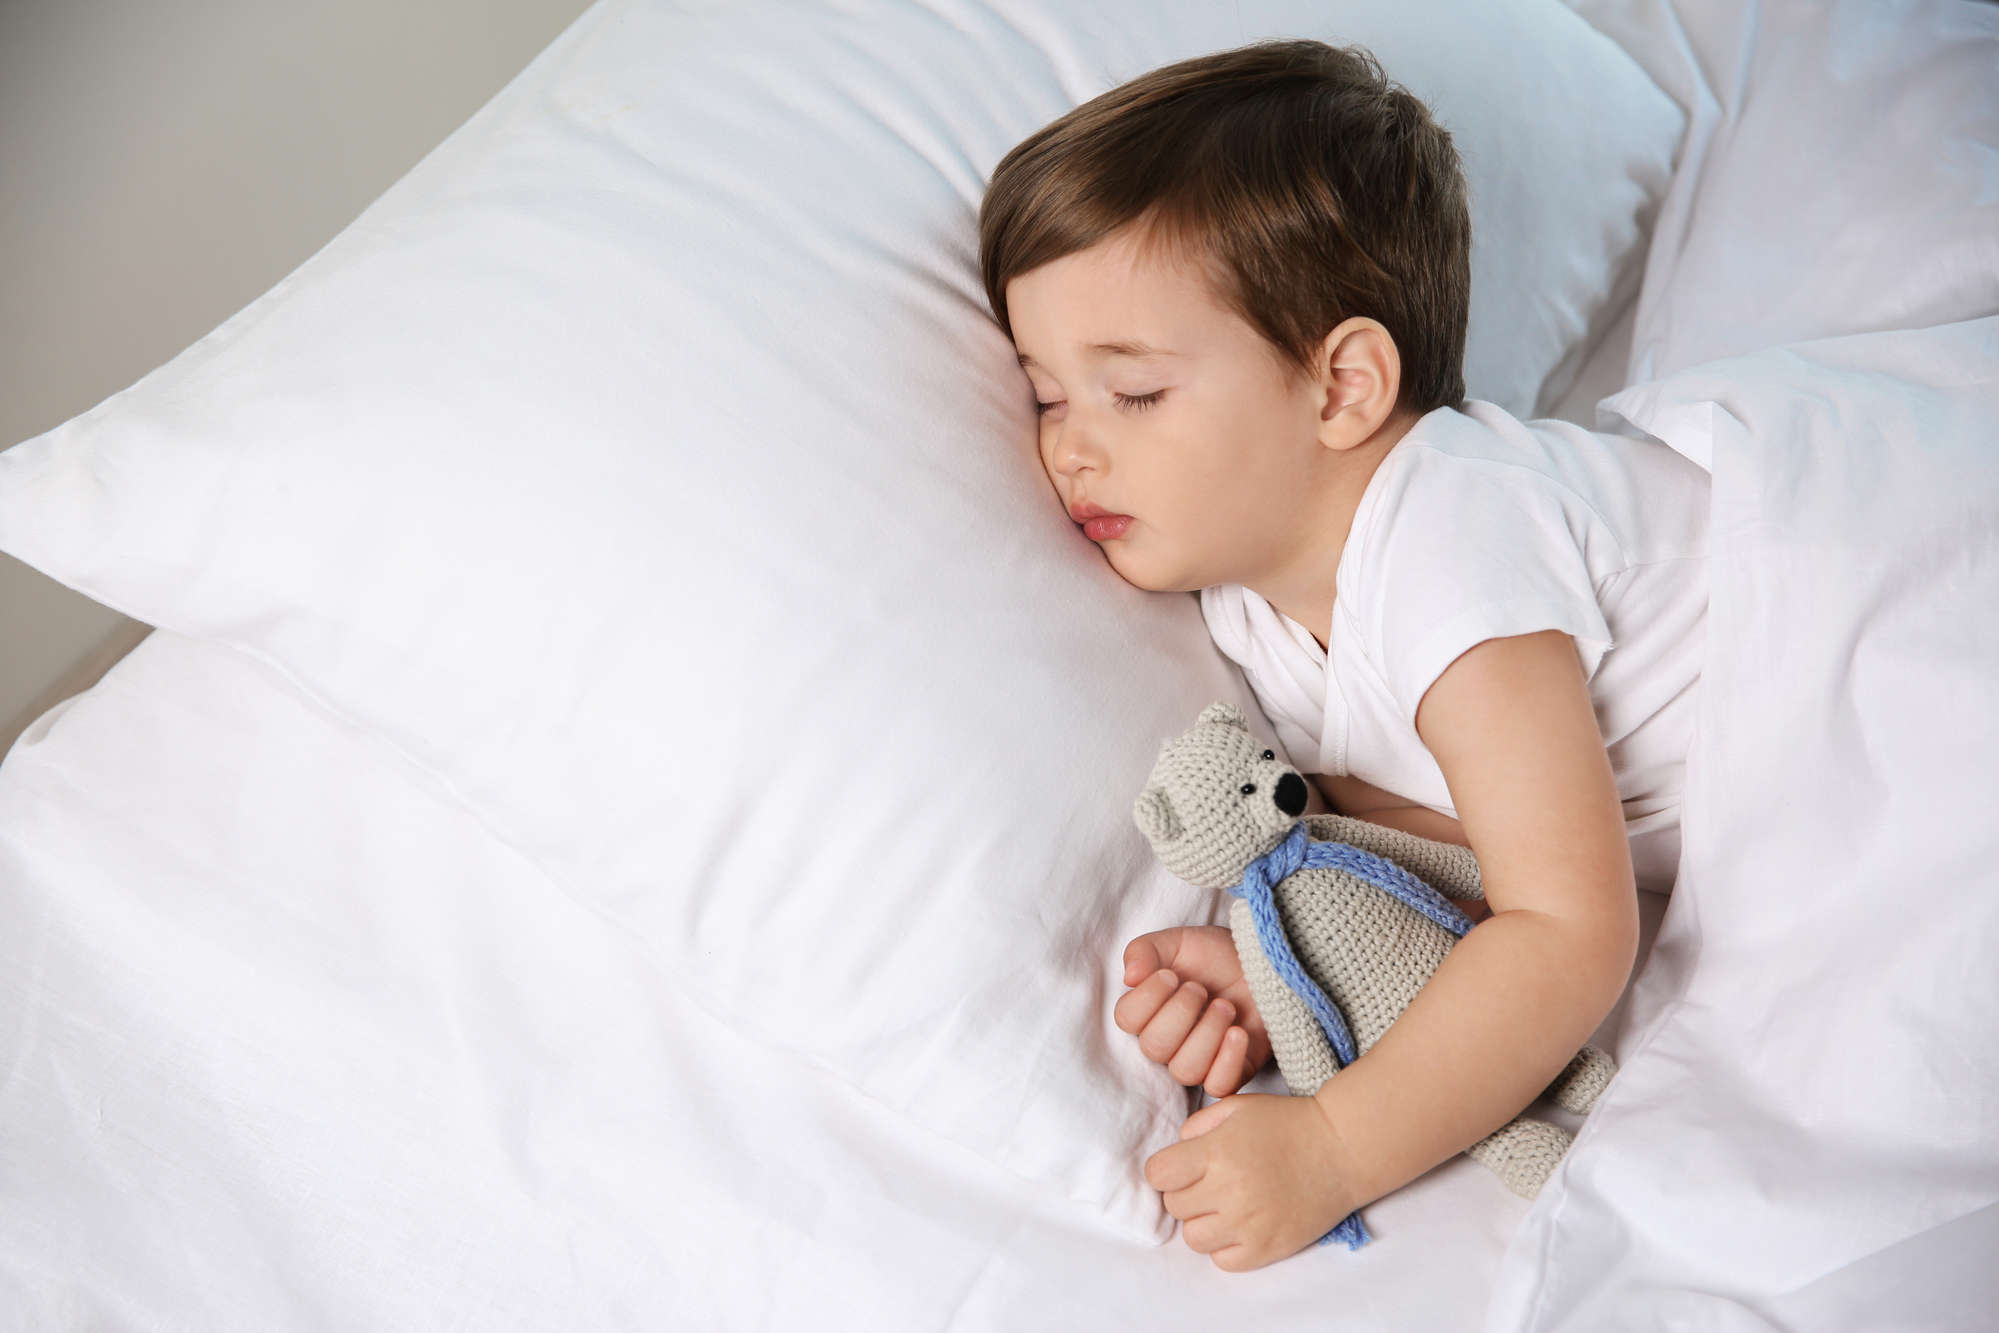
[0,0,1680,1243]
[1586,0,1999,382]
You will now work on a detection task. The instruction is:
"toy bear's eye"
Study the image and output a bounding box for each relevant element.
[1240,783,1256,796]
[1261,750,1274,760]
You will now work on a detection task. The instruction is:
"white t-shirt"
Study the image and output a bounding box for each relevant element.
[1200,400,1709,892]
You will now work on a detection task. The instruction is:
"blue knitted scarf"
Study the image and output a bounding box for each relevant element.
[1225,821,1476,1252]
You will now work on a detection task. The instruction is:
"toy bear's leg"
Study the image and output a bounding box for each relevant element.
[1464,1116,1572,1198]
[1228,898,1341,1098]
[1542,1043,1617,1114]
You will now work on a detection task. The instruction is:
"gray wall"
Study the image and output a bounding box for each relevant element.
[0,0,595,754]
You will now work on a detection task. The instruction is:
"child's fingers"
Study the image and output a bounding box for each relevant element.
[1202,1026,1252,1099]
[1112,968,1181,1036]
[1137,979,1209,1065]
[1166,997,1236,1087]
[1122,929,1181,987]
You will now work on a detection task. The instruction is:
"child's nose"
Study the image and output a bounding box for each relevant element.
[1047,421,1107,476]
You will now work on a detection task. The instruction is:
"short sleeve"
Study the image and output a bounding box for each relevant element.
[1345,448,1617,725]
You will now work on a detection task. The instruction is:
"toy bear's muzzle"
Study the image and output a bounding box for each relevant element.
[1273,771,1307,817]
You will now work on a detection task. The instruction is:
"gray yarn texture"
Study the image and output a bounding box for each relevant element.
[1134,701,1617,1200]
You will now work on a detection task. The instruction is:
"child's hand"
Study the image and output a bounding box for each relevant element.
[1114,926,1270,1097]
[1144,1093,1359,1272]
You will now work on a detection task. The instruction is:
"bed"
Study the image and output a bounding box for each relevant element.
[2,1,1994,1328]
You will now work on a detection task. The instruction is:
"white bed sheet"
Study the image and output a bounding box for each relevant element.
[0,627,1665,1329]
[6,0,1997,1327]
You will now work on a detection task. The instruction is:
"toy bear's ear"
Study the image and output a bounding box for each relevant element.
[1197,701,1248,731]
[1132,786,1183,843]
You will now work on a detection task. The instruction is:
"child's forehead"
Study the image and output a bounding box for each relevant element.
[1013,221,1222,307]
[1015,337,1179,372]
[1055,232,1213,300]
[1009,260,1241,367]
[1004,222,1270,377]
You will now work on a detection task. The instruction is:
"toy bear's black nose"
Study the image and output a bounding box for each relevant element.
[1274,771,1307,817]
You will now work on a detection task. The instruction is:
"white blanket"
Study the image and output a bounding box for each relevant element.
[1490,315,1999,1330]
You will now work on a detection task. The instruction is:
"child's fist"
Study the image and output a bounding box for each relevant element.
[1114,926,1271,1098]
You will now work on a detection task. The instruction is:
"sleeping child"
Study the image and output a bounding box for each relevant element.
[976,38,1709,1272]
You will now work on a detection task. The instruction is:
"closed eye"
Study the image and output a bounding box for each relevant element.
[1033,390,1166,416]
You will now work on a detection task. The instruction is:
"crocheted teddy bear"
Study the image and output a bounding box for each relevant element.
[1132,701,1616,1240]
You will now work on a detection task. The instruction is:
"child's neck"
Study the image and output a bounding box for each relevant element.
[1251,407,1423,653]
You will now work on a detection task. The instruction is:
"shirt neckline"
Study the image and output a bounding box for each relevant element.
[1269,407,1446,660]
[1268,404,1456,774]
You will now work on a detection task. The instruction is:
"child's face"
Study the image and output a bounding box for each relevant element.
[1005,225,1335,594]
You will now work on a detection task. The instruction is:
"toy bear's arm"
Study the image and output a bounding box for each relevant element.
[1301,812,1484,903]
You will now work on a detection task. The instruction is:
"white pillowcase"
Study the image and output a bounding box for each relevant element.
[0,0,1680,1242]
[1577,0,1999,383]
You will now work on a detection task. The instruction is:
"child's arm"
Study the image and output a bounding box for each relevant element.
[1144,628,1637,1269]
[1313,624,1638,1190]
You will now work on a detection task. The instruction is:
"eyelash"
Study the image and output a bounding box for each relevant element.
[1034,391,1164,416]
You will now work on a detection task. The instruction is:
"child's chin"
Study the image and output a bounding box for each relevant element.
[1103,547,1186,594]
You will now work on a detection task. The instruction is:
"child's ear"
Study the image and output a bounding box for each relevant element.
[1313,317,1403,452]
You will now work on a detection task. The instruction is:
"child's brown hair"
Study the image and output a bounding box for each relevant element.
[978,38,1470,416]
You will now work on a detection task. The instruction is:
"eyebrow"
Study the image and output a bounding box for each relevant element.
[1015,340,1178,370]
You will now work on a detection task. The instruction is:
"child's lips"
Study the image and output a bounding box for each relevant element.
[1082,514,1134,542]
